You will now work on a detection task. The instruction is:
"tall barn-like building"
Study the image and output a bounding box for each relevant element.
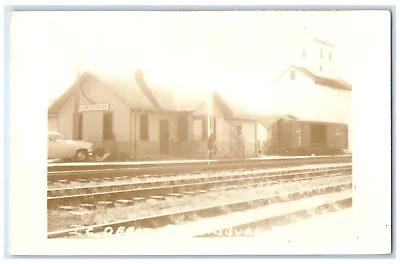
[266,34,352,152]
[297,33,338,77]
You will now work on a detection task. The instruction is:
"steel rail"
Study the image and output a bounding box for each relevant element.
[47,181,352,238]
[48,164,351,196]
[195,196,352,237]
[47,166,351,208]
[47,155,352,181]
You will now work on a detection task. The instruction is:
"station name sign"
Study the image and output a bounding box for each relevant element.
[79,104,110,112]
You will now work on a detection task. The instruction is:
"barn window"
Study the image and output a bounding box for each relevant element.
[329,51,332,61]
[103,112,113,140]
[320,48,323,58]
[319,65,323,72]
[178,115,189,141]
[290,70,296,80]
[311,124,327,145]
[302,48,307,58]
[140,113,149,140]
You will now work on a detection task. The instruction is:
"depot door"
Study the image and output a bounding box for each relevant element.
[82,112,103,141]
[159,120,169,154]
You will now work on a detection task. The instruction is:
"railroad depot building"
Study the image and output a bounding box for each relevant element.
[48,114,58,131]
[265,35,352,151]
[48,99,58,131]
[48,69,267,160]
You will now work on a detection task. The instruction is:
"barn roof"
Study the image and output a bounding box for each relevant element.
[294,66,352,91]
[313,38,335,47]
[270,65,352,91]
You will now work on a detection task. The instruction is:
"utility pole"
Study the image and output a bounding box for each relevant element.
[206,92,212,139]
[73,25,81,140]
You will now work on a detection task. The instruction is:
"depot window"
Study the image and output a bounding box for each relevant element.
[103,112,113,140]
[78,113,83,140]
[140,113,149,140]
[72,113,83,140]
[178,115,189,141]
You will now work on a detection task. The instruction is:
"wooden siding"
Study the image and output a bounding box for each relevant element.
[56,78,131,154]
[48,117,58,131]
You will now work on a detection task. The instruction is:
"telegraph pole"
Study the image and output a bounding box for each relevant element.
[73,25,81,140]
[206,92,211,139]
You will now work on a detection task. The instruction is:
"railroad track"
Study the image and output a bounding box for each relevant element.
[48,180,352,238]
[48,162,350,189]
[47,164,352,209]
[194,193,352,238]
[47,155,352,183]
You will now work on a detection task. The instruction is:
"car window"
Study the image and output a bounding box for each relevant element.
[48,133,64,141]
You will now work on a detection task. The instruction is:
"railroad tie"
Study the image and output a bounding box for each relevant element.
[59,206,75,211]
[150,196,165,200]
[68,231,83,236]
[69,210,91,216]
[58,180,69,184]
[115,199,132,205]
[80,203,96,210]
[168,193,183,197]
[97,201,114,207]
[70,224,85,228]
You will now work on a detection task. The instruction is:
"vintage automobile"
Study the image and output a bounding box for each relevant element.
[48,131,94,162]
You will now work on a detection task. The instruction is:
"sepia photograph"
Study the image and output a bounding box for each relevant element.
[8,8,392,256]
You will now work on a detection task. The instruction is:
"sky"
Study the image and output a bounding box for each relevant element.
[11,11,357,110]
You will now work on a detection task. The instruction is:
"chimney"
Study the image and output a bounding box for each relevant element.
[135,68,144,81]
[134,68,161,109]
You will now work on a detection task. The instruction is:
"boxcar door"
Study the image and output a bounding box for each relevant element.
[159,120,169,155]
[327,125,336,149]
[335,124,348,149]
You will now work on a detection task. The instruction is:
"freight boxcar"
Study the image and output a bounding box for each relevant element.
[267,119,348,156]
